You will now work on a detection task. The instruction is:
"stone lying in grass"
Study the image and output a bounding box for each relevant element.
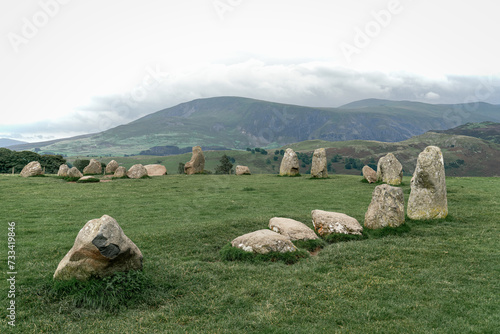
[220,243,309,264]
[20,161,43,177]
[269,217,318,241]
[77,176,100,183]
[362,165,377,183]
[144,164,167,176]
[68,167,83,178]
[113,166,127,178]
[311,209,363,237]
[231,229,297,254]
[127,164,148,179]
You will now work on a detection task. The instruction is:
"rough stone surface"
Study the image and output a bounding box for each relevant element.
[269,217,319,241]
[53,215,143,280]
[310,148,328,178]
[364,184,405,229]
[235,165,251,175]
[362,165,377,183]
[231,229,297,254]
[67,167,83,178]
[105,160,119,174]
[83,159,102,175]
[20,161,43,177]
[184,146,205,175]
[113,166,127,178]
[144,164,167,176]
[57,164,70,177]
[407,146,448,220]
[377,153,403,185]
[279,148,300,176]
[127,164,148,179]
[311,210,363,236]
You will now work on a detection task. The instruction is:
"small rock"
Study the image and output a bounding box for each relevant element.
[364,184,405,229]
[144,164,167,176]
[231,229,297,254]
[269,217,318,241]
[184,146,205,175]
[67,167,83,178]
[78,176,99,182]
[57,164,70,177]
[377,153,403,185]
[20,161,43,177]
[279,148,300,176]
[127,164,148,179]
[113,166,127,178]
[311,210,363,236]
[235,165,251,175]
[310,148,328,178]
[83,159,102,175]
[105,160,119,174]
[362,165,377,183]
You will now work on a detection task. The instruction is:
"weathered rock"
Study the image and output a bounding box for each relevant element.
[127,164,148,179]
[20,161,43,177]
[184,146,205,175]
[364,184,405,229]
[53,215,143,280]
[279,148,300,176]
[78,176,99,182]
[269,217,318,241]
[310,148,328,178]
[407,146,448,220]
[362,165,377,183]
[83,159,102,175]
[377,153,403,185]
[57,164,70,177]
[113,166,127,178]
[144,164,167,176]
[235,165,251,175]
[311,210,363,236]
[105,160,119,174]
[67,167,83,178]
[231,229,297,254]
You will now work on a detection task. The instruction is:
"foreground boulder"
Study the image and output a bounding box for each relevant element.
[279,148,300,176]
[364,184,405,229]
[269,217,318,241]
[127,164,148,179]
[235,165,251,175]
[105,160,119,174]
[20,161,43,177]
[113,166,127,178]
[311,210,363,236]
[144,164,167,176]
[407,146,448,220]
[184,146,205,175]
[362,165,377,183]
[57,164,70,177]
[231,229,297,254]
[83,159,102,175]
[53,215,143,280]
[67,167,83,178]
[310,148,328,178]
[377,153,403,185]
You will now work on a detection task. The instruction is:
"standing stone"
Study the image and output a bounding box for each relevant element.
[231,229,297,254]
[57,164,70,177]
[364,184,405,229]
[105,160,119,174]
[407,146,448,220]
[127,164,148,179]
[184,146,205,175]
[53,215,143,280]
[235,165,251,175]
[20,161,43,177]
[83,159,102,175]
[279,148,300,176]
[113,166,127,178]
[311,210,363,236]
[67,167,83,178]
[362,165,377,183]
[310,148,328,178]
[144,164,167,176]
[269,217,318,241]
[377,153,403,185]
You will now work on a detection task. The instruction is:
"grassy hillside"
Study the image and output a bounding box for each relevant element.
[434,121,500,144]
[0,174,498,333]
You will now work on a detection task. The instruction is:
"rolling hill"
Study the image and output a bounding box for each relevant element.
[433,121,500,144]
[0,138,27,148]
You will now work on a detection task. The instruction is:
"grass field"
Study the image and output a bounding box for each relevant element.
[1,174,499,333]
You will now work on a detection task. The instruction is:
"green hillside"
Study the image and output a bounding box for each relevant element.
[433,121,500,144]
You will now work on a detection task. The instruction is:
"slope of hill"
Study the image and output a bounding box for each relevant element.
[433,121,500,144]
[0,138,27,148]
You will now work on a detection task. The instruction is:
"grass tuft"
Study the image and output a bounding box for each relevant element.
[292,238,327,252]
[365,223,411,238]
[323,231,369,243]
[242,187,256,191]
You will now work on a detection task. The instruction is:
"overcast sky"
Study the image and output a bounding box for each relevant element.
[1,0,499,142]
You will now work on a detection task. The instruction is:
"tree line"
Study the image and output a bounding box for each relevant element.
[0,148,66,174]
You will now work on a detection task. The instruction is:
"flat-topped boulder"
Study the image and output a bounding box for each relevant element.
[127,164,148,179]
[57,164,70,177]
[144,164,167,176]
[83,159,102,175]
[279,148,300,176]
[364,184,405,229]
[105,160,119,174]
[235,165,251,175]
[113,166,127,178]
[67,167,83,178]
[362,165,377,183]
[311,210,363,236]
[269,217,318,241]
[310,148,328,178]
[20,161,43,177]
[231,229,297,254]
[377,153,403,185]
[184,146,205,175]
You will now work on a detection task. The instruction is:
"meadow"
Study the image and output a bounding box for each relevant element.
[0,173,499,333]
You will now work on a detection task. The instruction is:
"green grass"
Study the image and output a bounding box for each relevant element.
[0,174,499,333]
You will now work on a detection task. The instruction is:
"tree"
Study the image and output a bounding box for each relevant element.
[73,159,90,172]
[178,162,185,174]
[215,154,233,174]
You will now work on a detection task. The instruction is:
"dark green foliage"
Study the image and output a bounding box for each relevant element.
[274,150,280,155]
[279,149,285,155]
[0,148,66,174]
[331,154,342,163]
[273,156,279,161]
[178,162,185,174]
[73,159,90,172]
[323,231,369,243]
[292,238,327,252]
[215,154,233,174]
[61,176,81,182]
[220,243,309,265]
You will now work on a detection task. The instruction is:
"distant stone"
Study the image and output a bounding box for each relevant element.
[113,166,127,178]
[144,164,167,176]
[67,167,83,178]
[83,159,102,175]
[279,148,300,176]
[78,176,99,182]
[377,153,403,185]
[235,165,251,175]
[311,210,363,236]
[364,184,405,229]
[127,164,148,179]
[105,160,119,174]
[310,148,328,178]
[269,217,318,241]
[20,161,43,177]
[407,146,448,220]
[231,229,297,254]
[184,146,205,175]
[57,164,70,177]
[53,215,143,280]
[362,165,377,183]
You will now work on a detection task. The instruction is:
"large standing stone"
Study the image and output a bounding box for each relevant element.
[20,161,43,177]
[113,166,127,178]
[377,153,403,185]
[105,160,119,174]
[57,164,70,177]
[407,146,448,220]
[310,148,328,178]
[83,159,102,175]
[67,167,83,178]
[364,184,405,229]
[231,229,297,254]
[184,146,205,175]
[144,164,167,176]
[235,165,251,175]
[53,215,143,280]
[311,210,363,236]
[127,164,148,179]
[362,165,377,183]
[269,217,318,241]
[279,148,300,176]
